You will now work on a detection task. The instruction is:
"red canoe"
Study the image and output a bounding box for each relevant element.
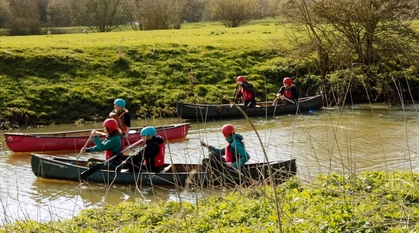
[4,123,190,153]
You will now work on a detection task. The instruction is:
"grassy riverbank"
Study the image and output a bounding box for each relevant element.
[0,18,318,126]
[1,17,418,127]
[2,171,419,232]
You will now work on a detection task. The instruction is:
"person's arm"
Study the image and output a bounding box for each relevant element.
[241,83,255,92]
[200,141,225,156]
[109,110,116,118]
[291,86,299,102]
[123,113,131,137]
[208,145,225,156]
[235,88,242,98]
[87,136,121,152]
[140,142,159,160]
[230,141,250,169]
[277,86,285,96]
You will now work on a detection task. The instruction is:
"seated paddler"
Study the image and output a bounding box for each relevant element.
[82,118,123,169]
[123,126,165,173]
[201,123,250,170]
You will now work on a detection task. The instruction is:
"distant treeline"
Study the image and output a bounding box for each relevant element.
[0,0,280,35]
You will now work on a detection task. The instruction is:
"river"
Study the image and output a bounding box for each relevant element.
[1,106,419,225]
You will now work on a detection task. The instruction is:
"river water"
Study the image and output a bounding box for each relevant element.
[1,106,419,225]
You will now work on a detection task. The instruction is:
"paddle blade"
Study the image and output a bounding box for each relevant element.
[80,164,102,180]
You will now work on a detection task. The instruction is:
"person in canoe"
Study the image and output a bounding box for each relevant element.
[201,123,250,170]
[235,76,256,107]
[82,118,124,169]
[109,98,131,146]
[273,77,299,105]
[123,126,165,173]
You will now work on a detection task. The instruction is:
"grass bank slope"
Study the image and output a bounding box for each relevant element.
[1,19,314,125]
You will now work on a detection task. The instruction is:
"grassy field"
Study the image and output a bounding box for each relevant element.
[1,20,285,48]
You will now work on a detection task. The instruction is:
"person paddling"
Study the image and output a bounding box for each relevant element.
[82,118,123,169]
[273,77,299,105]
[201,124,250,169]
[123,126,165,173]
[109,98,131,146]
[235,76,256,107]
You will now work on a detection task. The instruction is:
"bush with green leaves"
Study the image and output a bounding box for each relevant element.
[2,171,419,232]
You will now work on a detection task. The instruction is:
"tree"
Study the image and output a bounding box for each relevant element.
[37,0,50,25]
[7,0,41,35]
[280,0,419,104]
[120,0,138,30]
[0,0,12,28]
[211,0,260,27]
[257,0,280,18]
[47,0,74,27]
[182,0,208,22]
[136,0,187,30]
[71,0,126,32]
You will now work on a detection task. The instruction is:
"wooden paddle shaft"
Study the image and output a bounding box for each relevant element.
[77,134,94,160]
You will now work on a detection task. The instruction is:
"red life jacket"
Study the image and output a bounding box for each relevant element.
[105,150,113,160]
[240,88,255,101]
[224,140,245,163]
[104,136,123,162]
[225,144,233,163]
[143,142,165,167]
[283,88,294,99]
[105,150,123,163]
[114,110,128,135]
[154,143,165,167]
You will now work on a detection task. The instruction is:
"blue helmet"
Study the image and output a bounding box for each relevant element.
[141,126,156,137]
[114,98,126,108]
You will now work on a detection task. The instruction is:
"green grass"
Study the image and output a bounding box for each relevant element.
[0,18,418,124]
[2,171,419,232]
[1,20,287,48]
[1,19,307,125]
[3,17,416,126]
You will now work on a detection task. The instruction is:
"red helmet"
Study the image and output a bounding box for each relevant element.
[103,118,119,132]
[236,76,247,83]
[221,124,235,137]
[283,77,292,85]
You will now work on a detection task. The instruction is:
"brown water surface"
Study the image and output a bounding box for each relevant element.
[1,107,419,224]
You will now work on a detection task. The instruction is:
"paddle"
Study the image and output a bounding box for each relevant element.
[79,138,145,180]
[281,96,314,113]
[125,136,131,146]
[76,134,94,160]
[274,95,295,105]
[233,84,239,103]
[282,96,295,104]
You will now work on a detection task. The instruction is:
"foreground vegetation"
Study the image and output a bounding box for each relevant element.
[2,171,419,232]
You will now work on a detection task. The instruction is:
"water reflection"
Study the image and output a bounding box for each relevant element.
[30,179,173,206]
[1,109,419,224]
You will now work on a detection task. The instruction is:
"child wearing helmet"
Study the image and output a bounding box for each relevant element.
[109,98,131,146]
[82,118,123,169]
[235,76,256,107]
[273,77,299,105]
[201,123,250,169]
[124,126,165,173]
